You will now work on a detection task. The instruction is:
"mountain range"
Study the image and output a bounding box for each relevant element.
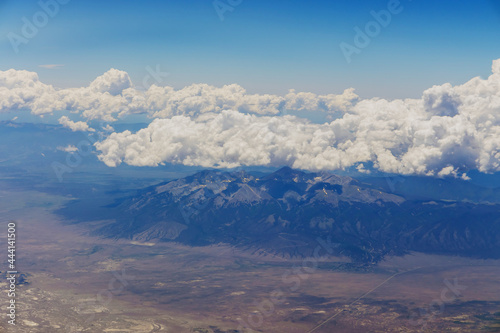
[60,167,500,263]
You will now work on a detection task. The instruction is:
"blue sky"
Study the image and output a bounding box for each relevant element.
[1,0,500,99]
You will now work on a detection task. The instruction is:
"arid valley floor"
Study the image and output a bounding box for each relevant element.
[1,182,500,333]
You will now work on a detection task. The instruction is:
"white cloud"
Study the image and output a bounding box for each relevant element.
[5,60,500,177]
[57,145,78,152]
[146,85,357,118]
[89,68,132,96]
[96,111,334,169]
[93,107,477,177]
[0,68,358,121]
[0,69,60,115]
[58,116,95,132]
[102,124,115,132]
[284,88,358,113]
[95,59,500,176]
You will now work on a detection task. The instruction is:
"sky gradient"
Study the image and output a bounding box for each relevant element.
[1,0,500,99]
[2,1,500,177]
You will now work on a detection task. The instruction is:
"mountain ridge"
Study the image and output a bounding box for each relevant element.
[59,167,500,263]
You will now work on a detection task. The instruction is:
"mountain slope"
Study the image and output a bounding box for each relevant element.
[63,167,500,263]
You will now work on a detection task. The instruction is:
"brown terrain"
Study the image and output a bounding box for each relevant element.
[1,183,500,332]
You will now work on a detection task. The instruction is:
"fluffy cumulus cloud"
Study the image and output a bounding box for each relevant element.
[58,116,94,132]
[0,69,62,115]
[89,68,132,95]
[5,60,500,176]
[96,111,339,169]
[95,59,500,177]
[147,85,358,118]
[0,68,137,121]
[0,68,357,121]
